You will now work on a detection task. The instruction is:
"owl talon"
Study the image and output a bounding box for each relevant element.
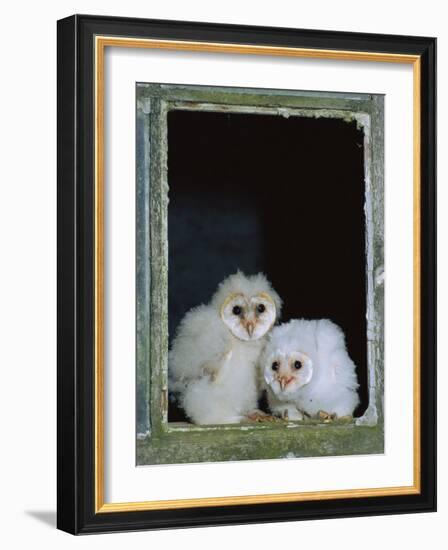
[201,365,219,381]
[318,410,337,423]
[201,348,234,382]
[247,410,278,423]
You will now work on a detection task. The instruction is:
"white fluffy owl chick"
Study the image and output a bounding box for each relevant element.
[169,271,282,425]
[261,319,359,420]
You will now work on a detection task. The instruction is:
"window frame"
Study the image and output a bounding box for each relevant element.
[136,83,384,465]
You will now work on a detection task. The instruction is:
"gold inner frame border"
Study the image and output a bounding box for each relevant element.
[94,35,421,513]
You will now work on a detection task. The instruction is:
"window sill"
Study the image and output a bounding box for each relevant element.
[137,422,384,465]
[166,418,356,432]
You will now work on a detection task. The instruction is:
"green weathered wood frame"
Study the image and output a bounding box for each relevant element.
[136,83,384,465]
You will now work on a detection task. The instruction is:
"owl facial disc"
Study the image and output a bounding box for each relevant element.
[220,292,276,341]
[264,350,313,395]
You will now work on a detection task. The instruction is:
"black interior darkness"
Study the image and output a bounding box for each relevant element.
[167,109,367,420]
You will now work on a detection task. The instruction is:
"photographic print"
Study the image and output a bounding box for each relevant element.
[57,15,435,533]
[136,83,384,465]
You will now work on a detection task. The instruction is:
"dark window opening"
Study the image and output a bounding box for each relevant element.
[167,109,367,422]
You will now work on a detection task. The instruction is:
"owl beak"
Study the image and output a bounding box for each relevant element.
[246,321,255,337]
[279,376,293,391]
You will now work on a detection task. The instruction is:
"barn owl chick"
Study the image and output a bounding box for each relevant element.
[261,319,359,421]
[169,271,282,425]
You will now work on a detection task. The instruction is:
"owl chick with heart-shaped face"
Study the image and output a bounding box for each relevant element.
[261,319,359,421]
[169,271,282,425]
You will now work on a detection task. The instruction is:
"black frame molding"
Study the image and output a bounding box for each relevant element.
[57,14,436,534]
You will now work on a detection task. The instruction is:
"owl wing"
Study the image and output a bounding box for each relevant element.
[316,319,359,391]
[169,305,232,391]
[310,320,360,416]
[330,348,360,390]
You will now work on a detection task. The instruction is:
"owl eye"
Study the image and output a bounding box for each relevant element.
[257,304,265,313]
[294,360,302,370]
[232,305,242,315]
[271,361,279,371]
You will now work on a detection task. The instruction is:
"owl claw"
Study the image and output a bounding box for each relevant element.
[201,365,218,381]
[223,349,233,362]
[318,410,337,423]
[247,410,278,423]
[201,349,233,382]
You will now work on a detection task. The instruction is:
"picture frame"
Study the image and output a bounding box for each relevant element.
[57,14,436,534]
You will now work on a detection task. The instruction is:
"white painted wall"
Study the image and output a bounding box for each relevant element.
[0,1,444,547]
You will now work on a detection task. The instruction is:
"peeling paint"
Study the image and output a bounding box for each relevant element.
[277,107,290,119]
[137,96,151,114]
